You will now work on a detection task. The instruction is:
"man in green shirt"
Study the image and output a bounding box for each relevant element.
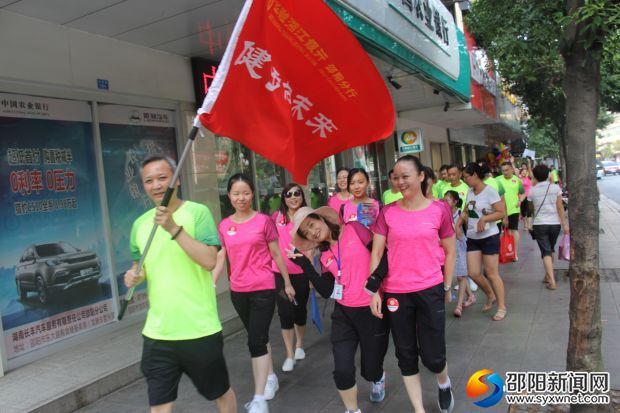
[496,161,525,260]
[443,164,469,210]
[124,155,237,413]
[550,165,560,185]
[432,164,449,200]
[382,168,403,205]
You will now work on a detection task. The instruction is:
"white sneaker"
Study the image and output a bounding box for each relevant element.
[294,347,306,360]
[245,399,269,413]
[282,358,295,372]
[468,277,478,292]
[264,374,279,400]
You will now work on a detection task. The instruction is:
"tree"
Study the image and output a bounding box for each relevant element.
[467,2,620,412]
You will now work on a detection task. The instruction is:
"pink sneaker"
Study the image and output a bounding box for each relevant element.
[463,294,477,308]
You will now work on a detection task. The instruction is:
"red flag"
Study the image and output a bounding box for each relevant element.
[197,0,395,184]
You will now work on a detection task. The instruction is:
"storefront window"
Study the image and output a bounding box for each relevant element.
[254,154,286,214]
[214,136,253,218]
[307,160,328,208]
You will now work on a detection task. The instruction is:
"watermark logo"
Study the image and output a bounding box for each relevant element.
[466,370,611,407]
[466,369,505,408]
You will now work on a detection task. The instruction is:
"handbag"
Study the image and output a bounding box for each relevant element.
[529,183,551,240]
[499,227,516,263]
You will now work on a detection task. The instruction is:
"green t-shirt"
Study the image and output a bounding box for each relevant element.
[551,169,559,183]
[495,175,524,216]
[484,177,505,197]
[432,180,446,200]
[484,177,505,223]
[382,189,403,205]
[441,180,469,210]
[130,201,222,340]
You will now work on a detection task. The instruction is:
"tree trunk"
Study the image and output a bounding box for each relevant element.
[562,1,611,412]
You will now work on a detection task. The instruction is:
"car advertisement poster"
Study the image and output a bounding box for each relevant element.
[0,93,115,359]
[98,104,177,318]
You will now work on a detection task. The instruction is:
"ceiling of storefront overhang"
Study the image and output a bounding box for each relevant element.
[0,0,244,59]
[2,0,479,125]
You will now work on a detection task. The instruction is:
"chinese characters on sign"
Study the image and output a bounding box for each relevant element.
[234,39,338,139]
[1,98,50,113]
[6,301,115,358]
[400,0,450,47]
[7,148,78,215]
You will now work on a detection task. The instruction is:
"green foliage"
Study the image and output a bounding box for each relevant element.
[466,0,620,123]
[526,121,560,158]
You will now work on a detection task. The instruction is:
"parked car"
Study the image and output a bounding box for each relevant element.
[15,242,101,304]
[596,162,604,179]
[602,160,620,175]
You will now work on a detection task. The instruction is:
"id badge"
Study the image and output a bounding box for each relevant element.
[331,282,343,300]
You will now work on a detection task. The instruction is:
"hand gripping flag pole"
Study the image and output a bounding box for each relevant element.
[117,126,199,320]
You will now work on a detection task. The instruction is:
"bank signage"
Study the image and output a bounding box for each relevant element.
[397,128,424,154]
[335,0,460,80]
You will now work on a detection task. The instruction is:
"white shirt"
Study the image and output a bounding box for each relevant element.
[465,185,501,240]
[528,182,562,225]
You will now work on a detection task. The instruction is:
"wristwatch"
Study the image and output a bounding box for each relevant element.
[443,284,451,292]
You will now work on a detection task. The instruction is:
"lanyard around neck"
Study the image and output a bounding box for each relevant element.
[329,240,341,280]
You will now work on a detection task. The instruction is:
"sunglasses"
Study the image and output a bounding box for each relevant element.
[284,190,302,198]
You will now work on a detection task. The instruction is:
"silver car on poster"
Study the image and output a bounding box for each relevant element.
[15,242,101,305]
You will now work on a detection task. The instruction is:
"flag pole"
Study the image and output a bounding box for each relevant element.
[118,125,199,320]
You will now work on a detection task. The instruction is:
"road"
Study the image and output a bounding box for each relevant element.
[599,174,620,206]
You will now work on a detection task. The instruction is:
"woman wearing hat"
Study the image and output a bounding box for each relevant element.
[288,205,388,413]
[369,155,456,413]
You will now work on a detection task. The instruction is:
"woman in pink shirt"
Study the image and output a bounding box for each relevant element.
[369,155,456,413]
[327,167,353,213]
[341,168,380,227]
[520,167,533,229]
[271,183,311,373]
[213,174,295,413]
[289,206,389,413]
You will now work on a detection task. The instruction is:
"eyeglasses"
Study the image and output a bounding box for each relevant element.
[284,190,302,198]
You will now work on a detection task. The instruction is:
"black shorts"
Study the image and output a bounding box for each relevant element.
[331,303,388,390]
[141,332,230,406]
[533,225,561,258]
[275,272,310,329]
[520,199,531,217]
[467,233,500,255]
[231,289,276,358]
[507,213,520,230]
[384,283,446,376]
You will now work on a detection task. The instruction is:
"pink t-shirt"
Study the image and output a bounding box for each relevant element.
[218,213,278,292]
[342,198,380,226]
[271,211,303,275]
[320,224,372,307]
[373,201,455,293]
[327,193,350,214]
[522,176,532,197]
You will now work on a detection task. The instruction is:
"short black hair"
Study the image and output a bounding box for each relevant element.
[447,164,461,171]
[463,162,485,180]
[501,161,513,167]
[388,169,395,178]
[532,164,550,182]
[227,173,254,193]
[140,155,177,174]
[439,164,450,172]
[347,168,369,190]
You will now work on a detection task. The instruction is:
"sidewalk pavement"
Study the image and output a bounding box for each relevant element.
[2,198,619,413]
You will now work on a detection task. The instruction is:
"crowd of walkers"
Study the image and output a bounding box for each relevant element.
[125,154,568,413]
